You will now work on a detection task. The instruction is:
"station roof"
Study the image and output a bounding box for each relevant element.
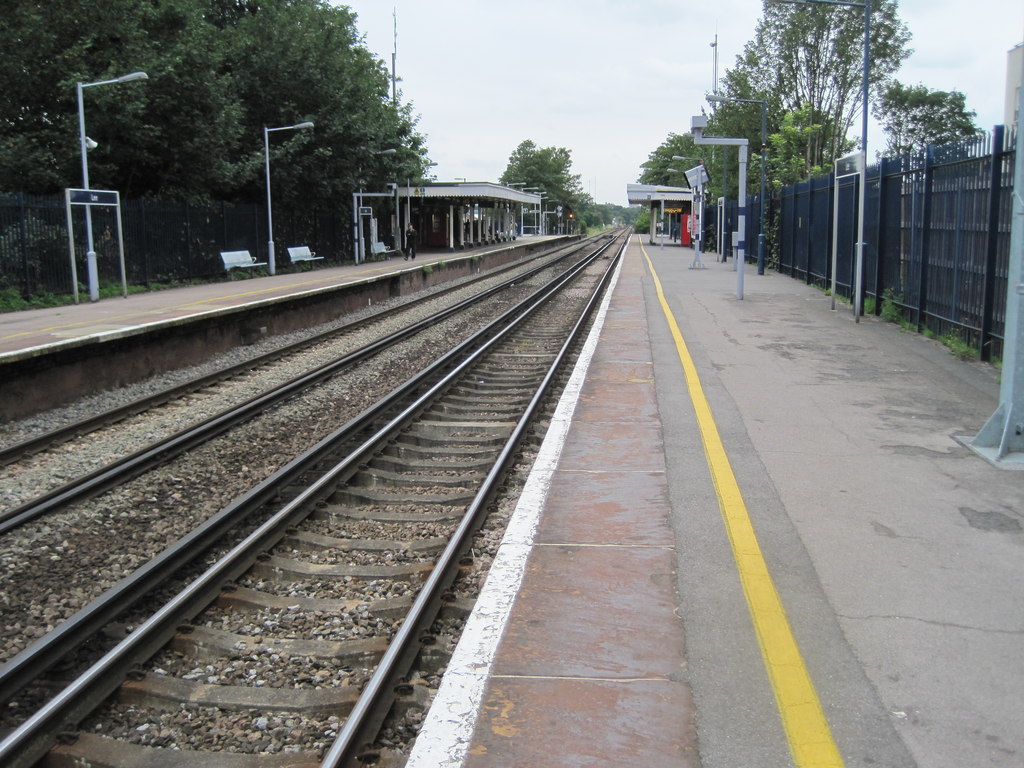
[626,183,693,205]
[404,181,541,204]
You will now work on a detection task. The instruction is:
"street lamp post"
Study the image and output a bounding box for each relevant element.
[691,115,748,299]
[264,121,314,275]
[707,95,768,274]
[76,71,147,302]
[771,0,870,316]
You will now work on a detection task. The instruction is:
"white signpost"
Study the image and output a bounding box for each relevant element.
[64,188,128,303]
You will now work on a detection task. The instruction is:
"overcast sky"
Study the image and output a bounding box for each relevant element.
[340,1,1023,206]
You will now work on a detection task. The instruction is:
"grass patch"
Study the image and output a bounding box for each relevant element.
[421,263,434,276]
[879,289,904,324]
[940,331,979,361]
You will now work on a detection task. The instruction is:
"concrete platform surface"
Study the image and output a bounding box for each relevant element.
[0,239,563,360]
[409,236,1022,768]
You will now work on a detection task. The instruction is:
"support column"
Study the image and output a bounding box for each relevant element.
[448,205,455,251]
[971,82,1024,464]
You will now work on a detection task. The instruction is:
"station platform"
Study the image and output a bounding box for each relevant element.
[408,235,1023,768]
[0,237,565,419]
[0,238,559,361]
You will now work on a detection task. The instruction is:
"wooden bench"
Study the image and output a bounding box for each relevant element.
[219,250,267,270]
[370,241,401,260]
[287,245,322,263]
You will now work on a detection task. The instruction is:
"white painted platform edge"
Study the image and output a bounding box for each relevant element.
[404,257,624,768]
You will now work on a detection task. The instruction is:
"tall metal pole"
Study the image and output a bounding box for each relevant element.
[76,83,99,302]
[264,121,314,275]
[970,49,1024,464]
[758,101,767,275]
[707,96,768,274]
[692,115,748,299]
[263,126,275,275]
[75,72,147,302]
[854,2,871,322]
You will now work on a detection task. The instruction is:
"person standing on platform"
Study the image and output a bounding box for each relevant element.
[405,223,417,260]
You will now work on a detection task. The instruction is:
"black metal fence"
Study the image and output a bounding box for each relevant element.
[777,125,1015,361]
[0,194,356,299]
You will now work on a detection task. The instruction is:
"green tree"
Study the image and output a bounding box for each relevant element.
[766,106,830,191]
[0,0,427,205]
[500,140,586,227]
[718,0,911,172]
[638,132,703,188]
[878,82,980,156]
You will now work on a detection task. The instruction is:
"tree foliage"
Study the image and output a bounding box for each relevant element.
[0,0,429,204]
[766,106,830,191]
[878,82,980,156]
[500,140,584,206]
[500,139,587,227]
[718,0,911,170]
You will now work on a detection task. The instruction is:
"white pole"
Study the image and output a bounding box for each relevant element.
[264,126,276,275]
[76,83,99,302]
[737,144,747,300]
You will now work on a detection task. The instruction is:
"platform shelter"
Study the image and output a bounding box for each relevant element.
[627,183,694,246]
[400,182,543,252]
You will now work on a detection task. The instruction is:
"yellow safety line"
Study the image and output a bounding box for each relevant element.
[638,237,843,768]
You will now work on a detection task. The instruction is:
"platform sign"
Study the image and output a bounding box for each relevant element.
[835,151,863,176]
[65,188,127,304]
[685,164,710,188]
[358,206,373,216]
[68,189,119,206]
[831,151,865,314]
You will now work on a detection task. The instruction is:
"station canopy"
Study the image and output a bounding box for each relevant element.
[406,181,541,204]
[626,183,693,205]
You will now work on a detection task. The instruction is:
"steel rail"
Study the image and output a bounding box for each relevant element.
[0,238,606,536]
[0,236,601,468]
[0,235,620,767]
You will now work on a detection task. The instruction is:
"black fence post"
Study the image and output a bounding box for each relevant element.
[140,198,151,289]
[18,192,31,300]
[185,201,193,279]
[916,144,935,333]
[980,124,1006,362]
[872,158,888,315]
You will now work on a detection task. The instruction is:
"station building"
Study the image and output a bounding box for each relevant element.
[626,183,695,246]
[355,182,545,260]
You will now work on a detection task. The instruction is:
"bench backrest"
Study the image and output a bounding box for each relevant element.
[288,246,315,260]
[220,250,253,266]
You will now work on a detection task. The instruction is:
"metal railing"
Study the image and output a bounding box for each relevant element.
[777,126,1016,361]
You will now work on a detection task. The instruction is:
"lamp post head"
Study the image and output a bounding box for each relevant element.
[116,72,148,83]
[690,114,708,141]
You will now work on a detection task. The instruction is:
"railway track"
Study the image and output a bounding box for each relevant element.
[0,235,615,704]
[0,230,627,767]
[0,236,608,530]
